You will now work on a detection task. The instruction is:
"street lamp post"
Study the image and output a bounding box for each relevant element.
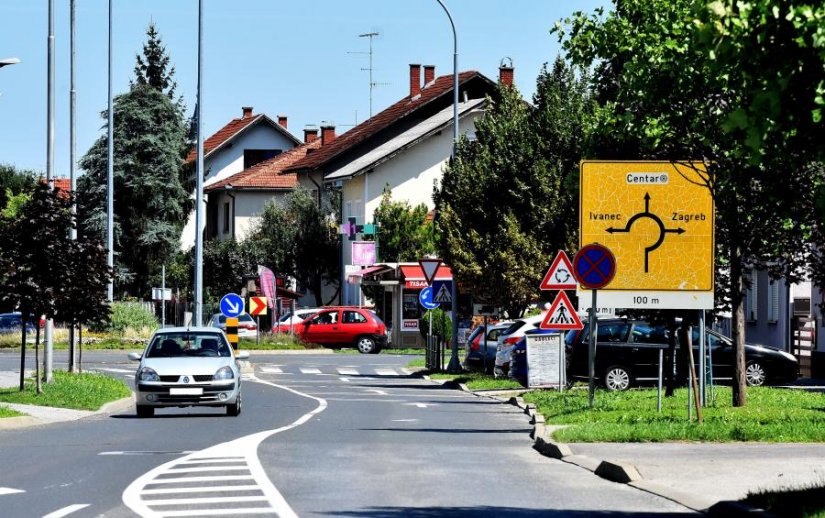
[45,0,56,383]
[433,0,461,373]
[0,57,21,68]
[194,0,205,326]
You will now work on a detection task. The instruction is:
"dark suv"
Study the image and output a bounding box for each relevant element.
[566,318,799,391]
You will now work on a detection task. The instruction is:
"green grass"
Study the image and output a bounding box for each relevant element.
[430,371,525,391]
[406,357,426,368]
[744,485,825,517]
[523,386,825,442]
[0,406,24,418]
[0,370,132,411]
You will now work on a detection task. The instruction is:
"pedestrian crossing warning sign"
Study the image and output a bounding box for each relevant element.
[540,291,583,330]
[433,281,453,304]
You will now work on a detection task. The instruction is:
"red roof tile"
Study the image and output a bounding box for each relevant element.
[204,139,322,192]
[284,71,486,174]
[53,178,71,191]
[185,113,299,164]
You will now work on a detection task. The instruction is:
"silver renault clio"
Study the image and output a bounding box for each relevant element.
[128,327,249,417]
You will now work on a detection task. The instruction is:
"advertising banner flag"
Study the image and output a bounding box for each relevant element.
[258,265,276,308]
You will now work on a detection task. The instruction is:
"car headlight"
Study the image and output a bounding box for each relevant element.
[214,366,235,380]
[138,367,159,382]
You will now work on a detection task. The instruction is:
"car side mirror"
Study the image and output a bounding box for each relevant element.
[234,350,250,360]
[127,352,142,361]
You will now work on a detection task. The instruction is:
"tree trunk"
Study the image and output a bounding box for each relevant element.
[730,244,748,407]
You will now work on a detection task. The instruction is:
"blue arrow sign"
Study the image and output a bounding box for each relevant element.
[419,286,439,310]
[220,293,244,318]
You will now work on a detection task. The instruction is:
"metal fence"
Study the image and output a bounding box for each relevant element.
[425,334,445,371]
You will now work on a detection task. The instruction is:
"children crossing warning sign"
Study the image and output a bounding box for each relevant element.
[539,291,583,331]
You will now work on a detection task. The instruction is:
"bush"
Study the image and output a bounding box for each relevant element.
[108,301,158,335]
[419,308,452,341]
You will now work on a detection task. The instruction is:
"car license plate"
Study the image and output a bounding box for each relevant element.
[170,387,203,395]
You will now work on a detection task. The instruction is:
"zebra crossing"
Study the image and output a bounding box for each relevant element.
[258,365,413,377]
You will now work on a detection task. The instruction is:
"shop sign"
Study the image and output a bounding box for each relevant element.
[402,319,420,332]
[405,280,428,289]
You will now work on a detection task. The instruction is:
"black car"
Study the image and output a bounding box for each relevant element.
[566,318,800,391]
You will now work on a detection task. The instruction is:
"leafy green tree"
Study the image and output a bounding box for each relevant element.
[132,22,178,100]
[288,189,340,306]
[0,184,111,388]
[252,199,297,277]
[202,239,265,304]
[557,0,825,406]
[435,64,593,317]
[78,84,189,298]
[372,188,436,261]
[0,164,36,216]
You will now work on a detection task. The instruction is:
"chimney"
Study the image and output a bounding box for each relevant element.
[242,106,253,118]
[499,58,514,87]
[409,64,421,97]
[277,115,288,129]
[320,123,336,146]
[423,65,435,85]
[303,125,318,144]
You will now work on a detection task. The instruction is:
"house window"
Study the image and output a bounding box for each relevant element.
[223,202,230,234]
[767,278,779,323]
[745,270,758,321]
[354,199,363,221]
[206,203,218,239]
[244,149,281,169]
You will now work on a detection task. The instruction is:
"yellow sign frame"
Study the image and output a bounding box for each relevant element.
[579,161,714,293]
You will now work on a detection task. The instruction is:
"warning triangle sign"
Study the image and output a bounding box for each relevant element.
[540,250,577,290]
[540,291,583,330]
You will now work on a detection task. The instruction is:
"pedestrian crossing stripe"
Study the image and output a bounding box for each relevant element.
[540,291,583,330]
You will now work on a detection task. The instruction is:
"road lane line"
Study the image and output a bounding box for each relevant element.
[123,375,327,518]
[375,368,397,376]
[140,495,269,505]
[260,367,282,373]
[163,466,249,474]
[337,368,358,375]
[300,368,322,374]
[141,485,260,495]
[142,475,254,484]
[42,504,90,518]
[0,487,24,495]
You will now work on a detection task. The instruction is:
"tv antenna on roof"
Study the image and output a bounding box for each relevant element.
[348,31,389,121]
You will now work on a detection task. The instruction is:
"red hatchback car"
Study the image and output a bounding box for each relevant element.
[295,307,388,354]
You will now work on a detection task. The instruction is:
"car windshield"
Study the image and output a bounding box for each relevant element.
[145,332,231,358]
[502,320,525,336]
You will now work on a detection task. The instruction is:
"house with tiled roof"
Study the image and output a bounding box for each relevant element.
[283,62,511,314]
[203,136,322,242]
[180,106,302,250]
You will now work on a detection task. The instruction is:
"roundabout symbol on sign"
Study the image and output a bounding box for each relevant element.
[419,286,439,310]
[573,244,616,290]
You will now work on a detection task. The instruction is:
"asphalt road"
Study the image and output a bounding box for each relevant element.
[0,350,696,517]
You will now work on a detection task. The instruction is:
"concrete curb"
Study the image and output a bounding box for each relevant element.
[450,382,771,515]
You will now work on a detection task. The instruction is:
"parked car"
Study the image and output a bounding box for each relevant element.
[463,321,512,372]
[272,308,320,333]
[127,327,250,417]
[494,313,546,377]
[209,312,257,337]
[295,306,388,354]
[0,312,44,334]
[566,318,800,391]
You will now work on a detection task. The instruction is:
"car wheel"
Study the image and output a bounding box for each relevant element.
[227,390,242,416]
[745,361,767,386]
[136,405,154,418]
[603,365,632,391]
[356,336,377,354]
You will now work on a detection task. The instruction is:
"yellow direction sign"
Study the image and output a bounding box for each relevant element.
[248,296,268,317]
[579,161,714,308]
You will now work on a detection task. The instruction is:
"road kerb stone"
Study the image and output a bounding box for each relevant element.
[562,454,602,473]
[595,460,643,484]
[630,480,718,513]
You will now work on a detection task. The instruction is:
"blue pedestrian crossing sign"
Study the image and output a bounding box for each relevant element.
[432,280,453,304]
[220,293,244,318]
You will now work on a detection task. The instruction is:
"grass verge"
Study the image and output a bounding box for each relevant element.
[0,370,132,411]
[0,406,24,418]
[429,371,525,391]
[523,386,825,442]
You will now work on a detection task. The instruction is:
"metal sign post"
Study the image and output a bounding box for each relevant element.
[573,244,617,409]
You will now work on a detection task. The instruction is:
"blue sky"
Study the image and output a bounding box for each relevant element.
[0,0,605,176]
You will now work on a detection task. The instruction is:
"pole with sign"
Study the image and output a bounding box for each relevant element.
[573,244,616,409]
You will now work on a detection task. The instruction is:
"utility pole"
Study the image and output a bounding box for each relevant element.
[44,0,55,383]
[107,0,114,303]
[68,0,77,372]
[194,0,205,326]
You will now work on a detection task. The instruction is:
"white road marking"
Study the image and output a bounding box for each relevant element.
[99,451,192,456]
[339,377,350,382]
[375,368,397,376]
[141,485,259,495]
[260,367,282,373]
[392,419,419,422]
[400,368,412,375]
[138,495,269,506]
[94,367,135,374]
[123,375,327,518]
[0,487,24,495]
[407,403,432,408]
[337,368,358,375]
[164,466,249,474]
[365,389,388,395]
[42,504,90,518]
[300,368,322,374]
